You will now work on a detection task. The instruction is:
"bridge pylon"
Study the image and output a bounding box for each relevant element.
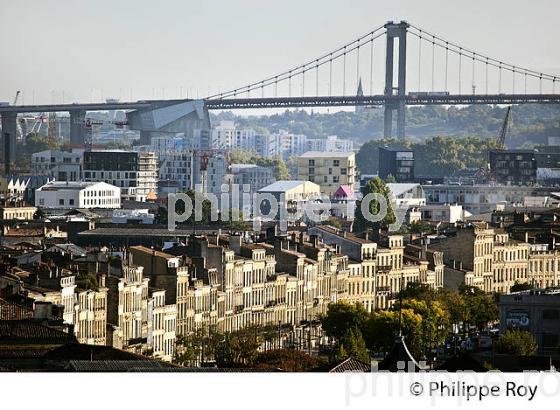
[384,21,409,139]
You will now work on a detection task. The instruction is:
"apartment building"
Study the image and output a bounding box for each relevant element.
[308,225,443,310]
[230,164,275,194]
[74,286,108,346]
[489,149,537,185]
[149,288,177,362]
[429,223,560,293]
[297,152,356,196]
[379,146,415,183]
[83,150,158,202]
[306,135,354,153]
[106,264,177,361]
[31,149,83,182]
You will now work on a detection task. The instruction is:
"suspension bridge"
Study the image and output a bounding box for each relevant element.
[2,20,560,155]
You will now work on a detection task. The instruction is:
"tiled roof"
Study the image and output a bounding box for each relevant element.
[328,357,371,372]
[65,360,177,372]
[0,320,76,345]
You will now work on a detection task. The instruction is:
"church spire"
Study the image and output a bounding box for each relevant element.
[355,77,364,113]
[356,77,364,97]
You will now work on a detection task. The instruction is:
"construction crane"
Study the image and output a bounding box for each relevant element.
[47,112,57,146]
[12,91,26,143]
[497,106,512,149]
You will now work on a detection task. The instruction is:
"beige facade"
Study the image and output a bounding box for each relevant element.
[0,206,37,220]
[430,223,560,293]
[297,152,356,195]
[74,287,108,345]
[308,226,443,310]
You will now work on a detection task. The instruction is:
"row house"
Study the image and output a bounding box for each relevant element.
[308,225,443,310]
[429,222,560,293]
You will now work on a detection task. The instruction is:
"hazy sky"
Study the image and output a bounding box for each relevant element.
[1,0,559,105]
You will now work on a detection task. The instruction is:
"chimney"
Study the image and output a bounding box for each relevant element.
[310,235,319,248]
[230,234,242,254]
[33,301,53,320]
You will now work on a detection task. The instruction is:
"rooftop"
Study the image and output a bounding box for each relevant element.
[300,151,355,158]
[37,181,118,191]
[259,180,318,192]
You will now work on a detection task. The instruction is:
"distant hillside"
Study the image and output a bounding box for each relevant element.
[211,104,560,148]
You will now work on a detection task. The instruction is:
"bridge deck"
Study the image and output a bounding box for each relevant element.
[1,94,560,113]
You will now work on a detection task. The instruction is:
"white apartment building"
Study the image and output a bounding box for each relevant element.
[31,149,83,182]
[35,181,121,209]
[306,135,354,153]
[211,121,257,151]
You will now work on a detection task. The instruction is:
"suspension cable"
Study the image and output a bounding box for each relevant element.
[329,56,333,97]
[471,54,476,94]
[431,37,435,92]
[207,24,386,99]
[316,62,319,97]
[418,31,422,91]
[445,43,449,91]
[343,48,347,95]
[356,40,361,91]
[370,37,374,95]
[408,24,557,83]
[458,48,462,94]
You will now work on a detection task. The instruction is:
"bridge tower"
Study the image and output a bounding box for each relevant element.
[384,21,409,139]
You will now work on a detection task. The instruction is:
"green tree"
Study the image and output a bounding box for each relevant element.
[340,326,370,363]
[409,220,432,234]
[215,326,263,367]
[364,309,424,358]
[353,176,396,233]
[320,302,369,341]
[254,349,322,372]
[494,329,538,356]
[510,281,534,293]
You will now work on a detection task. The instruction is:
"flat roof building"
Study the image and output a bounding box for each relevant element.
[35,181,121,209]
[297,151,356,196]
[379,146,415,183]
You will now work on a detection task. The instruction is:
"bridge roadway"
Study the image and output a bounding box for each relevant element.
[1,94,560,114]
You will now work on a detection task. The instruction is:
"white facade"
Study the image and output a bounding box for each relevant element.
[211,121,257,151]
[31,149,83,182]
[306,135,354,153]
[112,209,155,224]
[35,181,121,209]
[420,204,470,223]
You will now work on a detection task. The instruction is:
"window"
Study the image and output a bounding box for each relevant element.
[59,199,65,205]
[333,160,340,167]
[542,333,559,348]
[69,199,75,206]
[543,309,559,320]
